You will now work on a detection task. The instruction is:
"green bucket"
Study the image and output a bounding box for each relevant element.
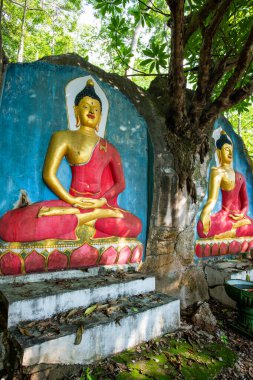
[225,279,253,339]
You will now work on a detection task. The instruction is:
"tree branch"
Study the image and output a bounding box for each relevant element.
[126,73,168,77]
[166,0,186,132]
[9,0,46,12]
[126,0,153,76]
[184,0,220,45]
[213,24,253,102]
[113,32,148,75]
[203,24,253,121]
[8,0,23,7]
[227,81,253,108]
[203,80,253,120]
[138,0,170,17]
[194,0,233,102]
[207,55,238,95]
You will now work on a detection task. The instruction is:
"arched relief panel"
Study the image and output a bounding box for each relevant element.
[0,62,149,249]
[195,116,253,259]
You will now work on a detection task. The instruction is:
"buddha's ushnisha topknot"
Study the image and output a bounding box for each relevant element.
[216,130,232,150]
[74,79,102,111]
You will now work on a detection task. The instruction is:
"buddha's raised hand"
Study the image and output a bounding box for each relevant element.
[201,213,211,235]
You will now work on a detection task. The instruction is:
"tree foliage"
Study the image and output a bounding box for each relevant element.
[85,0,253,192]
[2,0,85,62]
[226,107,253,158]
[1,0,253,191]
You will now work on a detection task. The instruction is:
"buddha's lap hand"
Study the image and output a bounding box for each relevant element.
[73,197,107,209]
[229,213,244,221]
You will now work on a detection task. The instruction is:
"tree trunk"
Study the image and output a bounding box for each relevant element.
[51,12,57,55]
[125,0,153,77]
[17,0,28,63]
[125,22,142,77]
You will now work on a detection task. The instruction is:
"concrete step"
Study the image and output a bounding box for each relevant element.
[0,264,139,285]
[0,271,155,328]
[10,292,180,367]
[205,259,253,307]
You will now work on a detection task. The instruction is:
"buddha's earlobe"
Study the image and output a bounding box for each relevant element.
[95,114,102,132]
[76,117,80,129]
[74,106,80,128]
[217,149,221,163]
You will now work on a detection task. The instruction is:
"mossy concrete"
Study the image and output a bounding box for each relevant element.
[87,337,237,380]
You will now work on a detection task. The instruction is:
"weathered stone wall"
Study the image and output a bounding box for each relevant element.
[3,54,209,307]
[0,330,8,372]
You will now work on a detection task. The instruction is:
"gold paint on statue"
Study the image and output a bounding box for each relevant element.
[0,222,140,250]
[100,141,107,152]
[40,79,123,224]
[200,141,250,237]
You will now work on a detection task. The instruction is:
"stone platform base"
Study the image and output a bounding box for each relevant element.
[0,267,180,375]
[0,267,154,328]
[11,293,179,367]
[195,237,253,258]
[205,259,253,307]
[0,226,143,275]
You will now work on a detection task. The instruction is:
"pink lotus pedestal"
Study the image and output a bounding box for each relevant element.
[195,237,253,258]
[0,226,143,276]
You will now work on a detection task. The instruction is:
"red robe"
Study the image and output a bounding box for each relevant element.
[0,139,142,242]
[197,171,253,238]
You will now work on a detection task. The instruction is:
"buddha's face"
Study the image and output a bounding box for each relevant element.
[75,96,101,129]
[218,143,233,165]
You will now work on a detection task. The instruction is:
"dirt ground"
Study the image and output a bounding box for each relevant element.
[79,299,253,380]
[2,298,253,380]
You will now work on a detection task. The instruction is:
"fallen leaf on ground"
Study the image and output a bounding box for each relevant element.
[66,308,79,319]
[18,326,34,337]
[75,324,84,345]
[84,304,97,316]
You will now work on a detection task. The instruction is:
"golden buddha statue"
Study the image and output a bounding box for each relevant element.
[0,79,142,242]
[197,131,253,239]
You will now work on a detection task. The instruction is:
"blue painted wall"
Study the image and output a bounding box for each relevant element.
[195,116,253,250]
[0,62,149,248]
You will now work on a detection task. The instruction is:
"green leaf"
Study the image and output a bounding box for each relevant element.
[140,58,154,66]
[149,61,155,73]
[143,49,155,57]
[84,304,97,315]
[115,6,122,13]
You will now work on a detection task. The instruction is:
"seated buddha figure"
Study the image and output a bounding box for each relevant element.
[0,79,142,242]
[197,131,253,239]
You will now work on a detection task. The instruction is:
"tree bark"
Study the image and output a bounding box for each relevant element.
[166,0,186,134]
[125,19,143,77]
[184,0,219,45]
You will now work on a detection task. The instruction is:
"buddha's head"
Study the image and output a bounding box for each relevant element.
[74,79,102,131]
[216,131,233,165]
